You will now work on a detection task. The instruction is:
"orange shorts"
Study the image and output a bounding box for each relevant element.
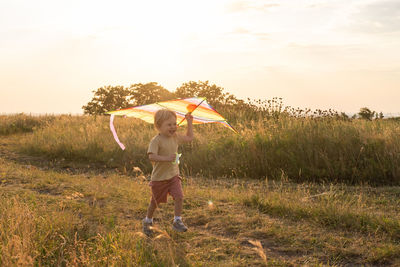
[149,175,183,205]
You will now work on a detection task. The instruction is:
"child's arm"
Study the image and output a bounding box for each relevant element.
[148,153,176,162]
[178,114,194,143]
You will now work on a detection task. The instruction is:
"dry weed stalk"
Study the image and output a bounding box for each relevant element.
[249,240,267,264]
[149,226,178,266]
[301,191,331,201]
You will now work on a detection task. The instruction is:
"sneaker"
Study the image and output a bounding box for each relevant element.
[142,218,153,237]
[172,219,188,232]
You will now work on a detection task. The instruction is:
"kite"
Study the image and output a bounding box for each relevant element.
[106,97,238,150]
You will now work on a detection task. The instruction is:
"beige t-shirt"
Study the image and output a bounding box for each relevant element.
[147,134,182,181]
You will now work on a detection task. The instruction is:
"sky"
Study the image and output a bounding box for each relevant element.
[1,0,399,115]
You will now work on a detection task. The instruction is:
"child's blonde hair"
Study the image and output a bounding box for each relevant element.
[154,109,177,130]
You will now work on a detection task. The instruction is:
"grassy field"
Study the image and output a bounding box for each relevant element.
[1,115,400,266]
[12,114,400,185]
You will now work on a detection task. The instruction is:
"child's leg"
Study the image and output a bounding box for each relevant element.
[143,200,157,236]
[170,176,184,217]
[174,196,183,217]
[170,177,187,231]
[146,200,157,219]
[172,196,188,232]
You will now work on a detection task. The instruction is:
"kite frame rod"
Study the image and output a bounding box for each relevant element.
[176,98,206,126]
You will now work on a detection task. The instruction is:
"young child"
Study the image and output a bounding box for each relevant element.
[142,109,194,236]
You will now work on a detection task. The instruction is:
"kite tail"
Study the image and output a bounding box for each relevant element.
[110,114,126,150]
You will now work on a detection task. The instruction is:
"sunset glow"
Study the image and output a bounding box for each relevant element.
[1,0,399,114]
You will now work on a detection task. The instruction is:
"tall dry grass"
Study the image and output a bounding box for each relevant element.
[0,114,55,136]
[14,113,400,185]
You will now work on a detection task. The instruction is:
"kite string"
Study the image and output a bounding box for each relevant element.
[110,114,126,150]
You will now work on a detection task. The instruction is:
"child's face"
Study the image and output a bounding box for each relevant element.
[158,116,177,137]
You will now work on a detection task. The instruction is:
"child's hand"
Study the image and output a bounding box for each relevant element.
[185,114,193,124]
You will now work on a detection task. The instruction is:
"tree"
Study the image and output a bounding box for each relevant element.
[129,82,175,105]
[82,83,175,115]
[82,85,133,115]
[175,80,240,109]
[358,107,375,120]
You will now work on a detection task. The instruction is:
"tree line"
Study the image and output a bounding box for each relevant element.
[82,80,386,120]
[82,81,244,115]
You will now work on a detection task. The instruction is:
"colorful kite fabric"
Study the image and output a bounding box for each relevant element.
[106,97,237,150]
